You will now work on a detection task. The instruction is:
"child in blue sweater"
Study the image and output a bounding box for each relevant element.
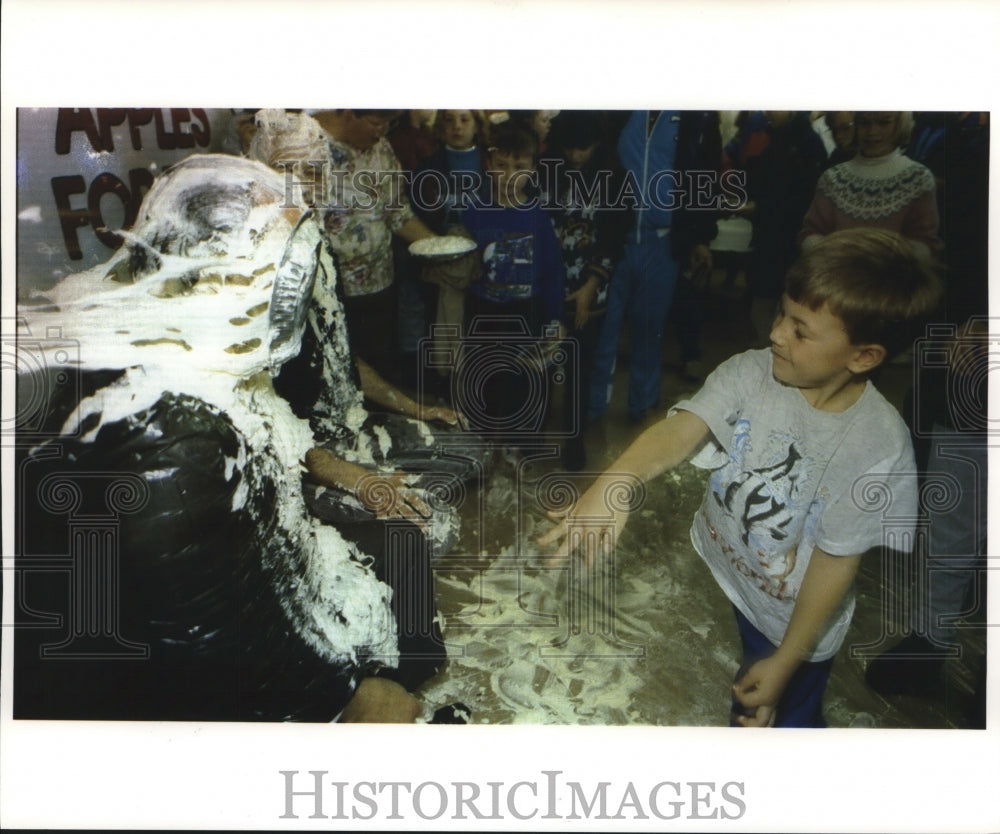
[456,121,566,450]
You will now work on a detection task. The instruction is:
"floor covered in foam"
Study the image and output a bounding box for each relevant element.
[413,274,987,729]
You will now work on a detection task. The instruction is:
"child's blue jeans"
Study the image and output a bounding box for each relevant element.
[731,607,834,728]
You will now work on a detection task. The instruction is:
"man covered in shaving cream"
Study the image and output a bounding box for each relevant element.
[14,154,459,722]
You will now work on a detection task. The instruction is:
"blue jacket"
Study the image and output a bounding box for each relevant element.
[617,110,721,259]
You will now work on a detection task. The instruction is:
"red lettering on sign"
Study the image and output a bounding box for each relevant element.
[170,108,195,149]
[126,109,155,150]
[88,173,130,248]
[54,109,102,155]
[55,107,214,154]
[51,175,90,259]
[127,167,155,223]
[152,109,175,150]
[190,109,211,147]
[96,109,128,152]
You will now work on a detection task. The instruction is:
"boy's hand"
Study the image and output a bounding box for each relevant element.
[536,478,631,566]
[567,279,598,331]
[731,652,799,727]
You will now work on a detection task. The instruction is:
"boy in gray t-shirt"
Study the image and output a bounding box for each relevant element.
[540,228,941,727]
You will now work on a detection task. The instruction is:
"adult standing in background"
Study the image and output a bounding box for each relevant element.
[588,110,720,423]
[251,108,441,382]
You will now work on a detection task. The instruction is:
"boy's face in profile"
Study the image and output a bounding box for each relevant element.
[489,150,535,205]
[769,294,879,403]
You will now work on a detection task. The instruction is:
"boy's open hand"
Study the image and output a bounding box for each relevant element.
[731,653,798,727]
[536,478,632,566]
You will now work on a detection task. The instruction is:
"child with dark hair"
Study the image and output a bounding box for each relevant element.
[542,228,942,727]
[455,120,566,454]
[412,110,489,234]
[545,110,628,469]
[509,109,558,153]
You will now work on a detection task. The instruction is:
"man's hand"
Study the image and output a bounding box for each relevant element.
[339,677,421,723]
[305,447,434,526]
[417,403,465,427]
[355,471,434,525]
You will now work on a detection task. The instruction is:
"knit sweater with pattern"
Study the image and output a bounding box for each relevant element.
[799,149,942,255]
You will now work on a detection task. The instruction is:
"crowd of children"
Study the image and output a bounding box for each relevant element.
[239,108,987,727]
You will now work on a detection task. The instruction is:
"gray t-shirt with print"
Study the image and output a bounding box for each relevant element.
[673,348,917,660]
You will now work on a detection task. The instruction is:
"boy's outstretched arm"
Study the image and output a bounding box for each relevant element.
[732,547,862,727]
[537,409,710,564]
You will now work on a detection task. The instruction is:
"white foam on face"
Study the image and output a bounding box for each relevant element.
[249,109,328,172]
[18,152,399,672]
[28,156,296,383]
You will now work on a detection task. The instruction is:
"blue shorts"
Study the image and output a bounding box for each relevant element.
[731,607,834,728]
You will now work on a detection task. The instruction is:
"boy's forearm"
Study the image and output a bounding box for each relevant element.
[599,410,709,486]
[774,547,862,666]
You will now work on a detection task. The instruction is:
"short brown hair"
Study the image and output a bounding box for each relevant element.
[785,228,942,359]
[486,120,539,161]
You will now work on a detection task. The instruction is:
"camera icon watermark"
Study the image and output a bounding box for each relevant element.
[912,317,999,437]
[3,317,81,437]
[418,315,579,439]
